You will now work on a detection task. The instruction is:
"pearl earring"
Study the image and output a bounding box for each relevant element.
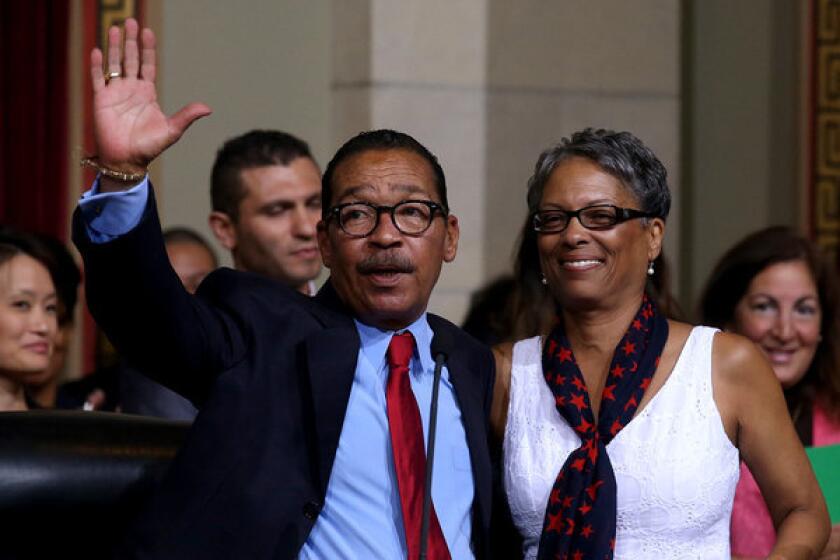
[541,274,548,286]
[647,261,655,276]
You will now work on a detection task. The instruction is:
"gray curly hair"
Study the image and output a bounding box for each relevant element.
[526,128,671,221]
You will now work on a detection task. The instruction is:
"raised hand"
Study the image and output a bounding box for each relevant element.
[90,18,211,184]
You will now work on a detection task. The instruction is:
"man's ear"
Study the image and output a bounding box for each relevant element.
[316,220,332,269]
[443,214,459,263]
[208,212,237,251]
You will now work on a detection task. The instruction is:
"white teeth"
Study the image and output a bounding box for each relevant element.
[564,260,601,268]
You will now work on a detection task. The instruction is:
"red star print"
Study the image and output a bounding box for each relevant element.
[570,393,587,411]
[610,364,625,378]
[571,377,586,392]
[602,383,616,401]
[586,441,598,463]
[655,355,661,366]
[642,306,653,319]
[550,487,561,505]
[574,417,593,434]
[610,419,623,435]
[586,479,604,501]
[632,319,642,330]
[562,495,574,508]
[547,339,557,356]
[557,346,573,362]
[565,517,575,535]
[582,438,598,462]
[630,360,638,372]
[572,551,584,560]
[546,511,564,533]
[622,340,636,355]
[581,524,594,538]
[571,457,586,471]
[578,501,592,515]
[555,374,566,386]
[555,395,566,406]
[610,537,616,550]
[624,395,638,411]
[640,378,651,390]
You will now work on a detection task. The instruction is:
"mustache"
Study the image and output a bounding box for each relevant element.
[356,252,416,274]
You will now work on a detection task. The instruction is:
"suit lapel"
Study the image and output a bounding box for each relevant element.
[428,318,486,468]
[428,316,491,549]
[303,325,360,495]
[310,279,352,328]
[301,279,361,493]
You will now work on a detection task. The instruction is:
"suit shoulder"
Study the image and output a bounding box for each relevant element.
[196,268,316,324]
[199,268,303,304]
[427,313,492,359]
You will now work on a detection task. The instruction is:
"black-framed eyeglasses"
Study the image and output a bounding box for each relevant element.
[326,200,448,238]
[532,204,654,233]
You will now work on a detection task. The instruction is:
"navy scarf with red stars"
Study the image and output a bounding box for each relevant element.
[537,295,668,560]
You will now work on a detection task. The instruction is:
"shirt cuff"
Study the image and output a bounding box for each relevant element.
[78,175,150,243]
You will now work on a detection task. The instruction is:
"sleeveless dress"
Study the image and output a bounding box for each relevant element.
[503,326,739,559]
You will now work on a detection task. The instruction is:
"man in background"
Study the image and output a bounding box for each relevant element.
[162,227,219,294]
[208,130,322,295]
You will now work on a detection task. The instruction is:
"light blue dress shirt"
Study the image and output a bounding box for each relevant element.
[78,175,149,242]
[299,316,474,559]
[78,178,475,558]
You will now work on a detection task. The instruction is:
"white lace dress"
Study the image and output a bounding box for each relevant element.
[503,326,739,559]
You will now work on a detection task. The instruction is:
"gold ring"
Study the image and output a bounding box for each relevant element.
[106,71,121,83]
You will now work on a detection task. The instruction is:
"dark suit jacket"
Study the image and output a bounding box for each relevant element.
[72,192,495,559]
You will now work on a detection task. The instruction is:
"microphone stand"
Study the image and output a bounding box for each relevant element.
[419,352,445,560]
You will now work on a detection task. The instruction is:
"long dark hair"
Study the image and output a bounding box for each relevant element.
[699,226,840,421]
[510,214,558,339]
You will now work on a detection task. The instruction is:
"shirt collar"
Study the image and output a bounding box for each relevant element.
[355,313,435,377]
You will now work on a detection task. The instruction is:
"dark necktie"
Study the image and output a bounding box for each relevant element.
[386,331,451,560]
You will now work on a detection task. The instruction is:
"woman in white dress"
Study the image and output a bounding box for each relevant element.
[491,129,829,560]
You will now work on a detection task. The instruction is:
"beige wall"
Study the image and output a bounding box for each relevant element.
[150,0,332,268]
[683,0,804,311]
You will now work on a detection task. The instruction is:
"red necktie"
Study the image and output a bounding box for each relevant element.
[386,331,451,560]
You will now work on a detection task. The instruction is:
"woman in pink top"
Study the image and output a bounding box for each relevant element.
[700,226,840,559]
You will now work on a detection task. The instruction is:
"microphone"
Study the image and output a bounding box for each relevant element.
[419,330,454,560]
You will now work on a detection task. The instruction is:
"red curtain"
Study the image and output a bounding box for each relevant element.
[0,1,70,240]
